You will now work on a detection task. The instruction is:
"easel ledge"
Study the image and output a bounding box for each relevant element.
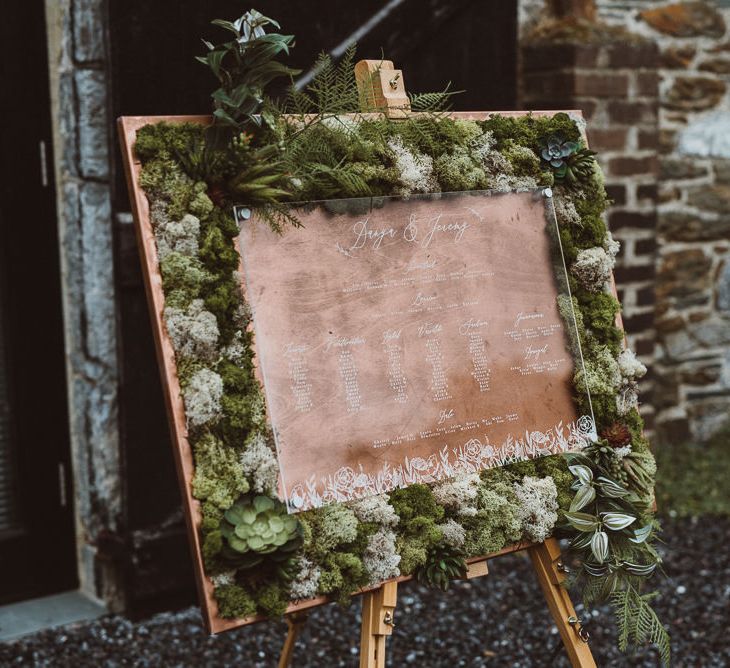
[117,59,598,667]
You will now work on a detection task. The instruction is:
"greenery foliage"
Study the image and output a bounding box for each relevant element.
[132,9,665,662]
[656,423,730,517]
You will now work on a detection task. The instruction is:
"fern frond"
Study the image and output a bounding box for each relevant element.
[288,45,360,116]
[409,83,460,113]
[257,202,302,233]
[611,586,670,666]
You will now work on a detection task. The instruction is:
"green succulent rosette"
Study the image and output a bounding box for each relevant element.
[219,494,303,570]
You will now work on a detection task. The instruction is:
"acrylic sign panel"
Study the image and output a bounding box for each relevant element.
[238,190,595,512]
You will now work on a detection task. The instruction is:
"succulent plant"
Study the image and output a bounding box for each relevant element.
[415,544,467,591]
[542,136,579,168]
[541,135,596,184]
[621,451,656,497]
[219,494,303,571]
[600,422,632,448]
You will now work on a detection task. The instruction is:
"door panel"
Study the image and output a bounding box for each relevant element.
[0,1,77,603]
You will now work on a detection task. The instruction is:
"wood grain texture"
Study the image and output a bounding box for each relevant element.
[117,109,591,635]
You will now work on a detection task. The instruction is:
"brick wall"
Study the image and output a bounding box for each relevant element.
[519,0,730,445]
[596,1,730,444]
[521,39,660,431]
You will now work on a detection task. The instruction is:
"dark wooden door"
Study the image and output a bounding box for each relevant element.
[0,1,77,603]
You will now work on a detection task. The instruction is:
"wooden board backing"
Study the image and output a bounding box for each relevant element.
[117,109,611,635]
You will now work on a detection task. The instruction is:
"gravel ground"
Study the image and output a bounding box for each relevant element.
[1,516,728,667]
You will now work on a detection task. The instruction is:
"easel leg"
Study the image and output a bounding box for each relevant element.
[529,538,597,668]
[278,611,309,668]
[359,581,398,668]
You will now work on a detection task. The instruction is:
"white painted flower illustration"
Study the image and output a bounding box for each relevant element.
[333,467,356,491]
[463,439,484,463]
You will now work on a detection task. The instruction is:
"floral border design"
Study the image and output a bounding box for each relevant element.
[288,415,596,510]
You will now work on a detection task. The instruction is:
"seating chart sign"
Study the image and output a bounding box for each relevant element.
[237,190,596,512]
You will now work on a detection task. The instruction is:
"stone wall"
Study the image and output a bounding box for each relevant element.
[520,38,660,430]
[45,0,124,609]
[597,1,730,444]
[519,0,730,444]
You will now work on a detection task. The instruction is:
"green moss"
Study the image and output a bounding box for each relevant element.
[200,223,240,273]
[202,529,223,565]
[218,359,256,395]
[390,484,444,522]
[215,583,258,619]
[656,424,730,517]
[502,140,542,179]
[189,183,215,220]
[218,391,266,443]
[569,182,610,249]
[200,501,224,531]
[139,157,201,221]
[254,581,290,617]
[480,112,581,154]
[535,455,574,511]
[191,433,249,509]
[135,121,205,162]
[303,504,359,558]
[503,458,538,480]
[159,252,214,302]
[622,409,649,453]
[203,279,243,343]
[317,552,367,604]
[397,519,444,574]
[579,291,623,352]
[462,487,522,556]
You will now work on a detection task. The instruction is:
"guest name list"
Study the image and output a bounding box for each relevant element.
[238,191,593,512]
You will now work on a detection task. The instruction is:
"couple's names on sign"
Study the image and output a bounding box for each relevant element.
[238,191,594,512]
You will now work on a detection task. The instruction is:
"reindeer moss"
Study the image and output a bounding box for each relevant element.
[434,149,488,191]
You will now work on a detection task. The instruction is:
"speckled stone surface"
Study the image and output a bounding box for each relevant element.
[1,516,727,667]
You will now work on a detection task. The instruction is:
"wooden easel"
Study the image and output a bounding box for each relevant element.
[277,538,594,667]
[276,60,597,668]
